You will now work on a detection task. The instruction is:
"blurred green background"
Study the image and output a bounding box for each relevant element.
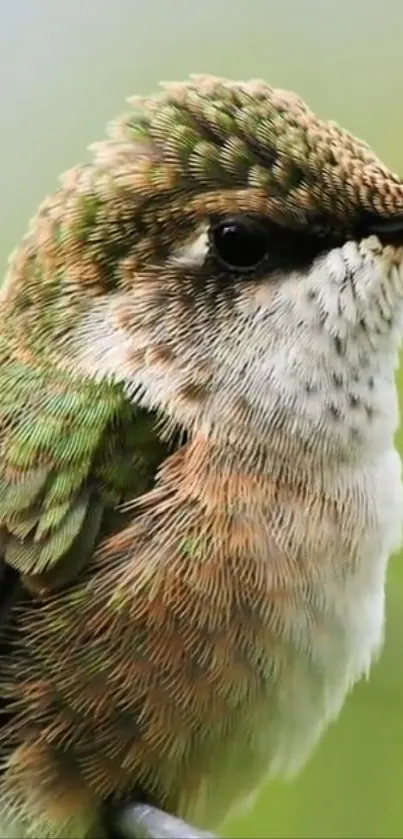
[1,1,402,836]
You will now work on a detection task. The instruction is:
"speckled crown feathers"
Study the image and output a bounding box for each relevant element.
[99,74,403,230]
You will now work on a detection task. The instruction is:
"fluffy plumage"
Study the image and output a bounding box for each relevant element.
[0,75,403,838]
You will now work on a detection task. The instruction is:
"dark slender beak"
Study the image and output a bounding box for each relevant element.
[359,213,403,241]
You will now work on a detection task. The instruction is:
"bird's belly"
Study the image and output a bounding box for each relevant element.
[179,560,387,829]
[2,450,401,837]
[178,454,403,828]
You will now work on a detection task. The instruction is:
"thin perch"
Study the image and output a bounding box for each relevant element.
[113,803,217,838]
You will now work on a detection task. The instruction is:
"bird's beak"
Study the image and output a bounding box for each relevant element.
[363,216,403,239]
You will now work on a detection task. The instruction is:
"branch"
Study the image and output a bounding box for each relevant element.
[112,802,218,839]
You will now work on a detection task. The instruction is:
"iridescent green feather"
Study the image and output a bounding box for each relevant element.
[0,355,166,586]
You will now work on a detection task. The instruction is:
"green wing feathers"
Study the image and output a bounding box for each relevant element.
[0,357,165,591]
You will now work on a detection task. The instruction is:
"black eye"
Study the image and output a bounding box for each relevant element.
[211,215,270,272]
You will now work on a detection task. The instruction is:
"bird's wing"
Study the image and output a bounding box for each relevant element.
[0,353,168,608]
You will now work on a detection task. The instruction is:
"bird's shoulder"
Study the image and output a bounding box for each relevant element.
[0,351,168,604]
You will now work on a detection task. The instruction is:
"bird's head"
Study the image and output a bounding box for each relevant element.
[4,75,403,467]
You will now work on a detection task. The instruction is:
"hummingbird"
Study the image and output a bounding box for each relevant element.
[0,74,402,839]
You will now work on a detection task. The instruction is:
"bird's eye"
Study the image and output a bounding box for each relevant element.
[211,216,270,272]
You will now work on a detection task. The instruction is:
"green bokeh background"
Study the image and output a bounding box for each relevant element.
[1,1,402,836]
